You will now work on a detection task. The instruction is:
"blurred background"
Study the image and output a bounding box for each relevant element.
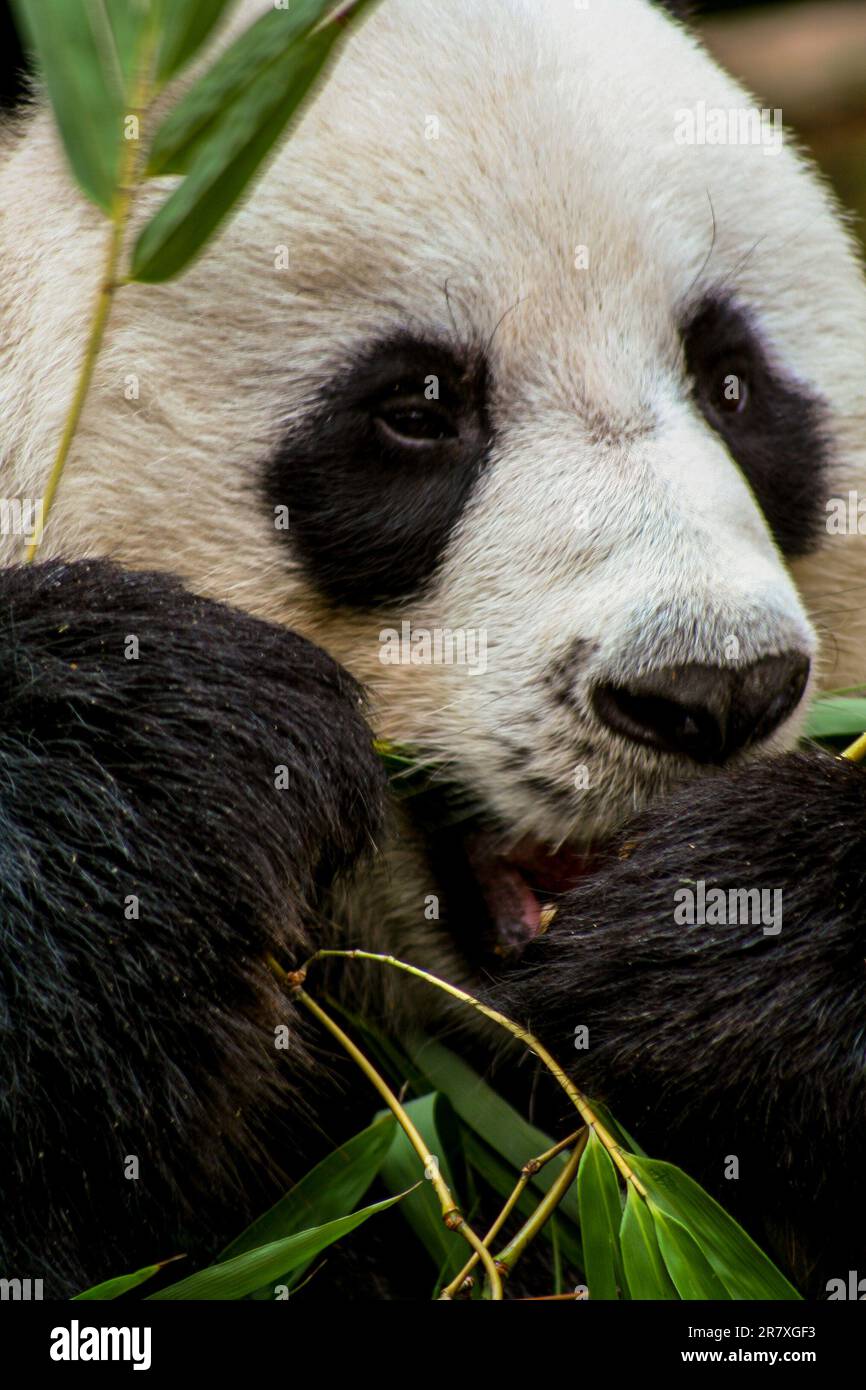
[699,1,866,241]
[1,1,865,241]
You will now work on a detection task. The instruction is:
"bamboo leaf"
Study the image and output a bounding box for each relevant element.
[378,1093,466,1285]
[73,1256,180,1301]
[10,0,150,210]
[576,1130,624,1301]
[626,1154,801,1300]
[805,696,866,739]
[156,0,238,82]
[147,1,334,174]
[409,1038,581,1226]
[650,1203,730,1300]
[132,1,378,282]
[217,1112,396,1295]
[620,1185,678,1300]
[148,1189,409,1299]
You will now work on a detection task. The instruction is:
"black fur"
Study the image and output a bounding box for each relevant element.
[682,295,830,557]
[0,560,385,1296]
[264,333,491,607]
[490,749,866,1293]
[3,560,865,1300]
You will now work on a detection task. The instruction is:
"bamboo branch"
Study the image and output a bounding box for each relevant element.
[26,22,159,561]
[274,960,502,1299]
[306,948,647,1198]
[492,1129,588,1278]
[439,1127,586,1301]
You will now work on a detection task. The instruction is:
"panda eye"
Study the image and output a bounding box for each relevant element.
[708,364,751,417]
[373,393,459,445]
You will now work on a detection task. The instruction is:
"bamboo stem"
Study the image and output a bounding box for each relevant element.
[439,1128,586,1301]
[307,949,647,1197]
[26,24,158,561]
[493,1130,588,1277]
[841,731,866,762]
[295,987,458,1218]
[284,971,503,1298]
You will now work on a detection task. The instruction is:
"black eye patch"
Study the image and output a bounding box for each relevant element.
[263,334,491,608]
[681,295,830,558]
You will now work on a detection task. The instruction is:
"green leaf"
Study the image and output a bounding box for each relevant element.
[105,0,155,88]
[217,1112,396,1295]
[147,1,333,175]
[156,0,238,82]
[591,1101,648,1159]
[626,1154,801,1300]
[132,1,378,282]
[373,740,436,799]
[620,1186,678,1300]
[650,1203,730,1300]
[805,696,866,739]
[10,0,150,211]
[576,1131,625,1301]
[148,1189,409,1300]
[409,1038,581,1227]
[73,1257,179,1301]
[379,1093,466,1286]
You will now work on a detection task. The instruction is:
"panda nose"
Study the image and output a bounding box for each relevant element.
[591,653,810,764]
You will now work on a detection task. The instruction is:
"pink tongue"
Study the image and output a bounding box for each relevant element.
[464,835,544,957]
[464,834,602,959]
[478,859,543,956]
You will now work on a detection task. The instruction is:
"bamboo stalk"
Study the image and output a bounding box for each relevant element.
[306,949,647,1197]
[26,20,159,561]
[276,963,503,1299]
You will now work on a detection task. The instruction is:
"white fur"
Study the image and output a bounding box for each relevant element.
[0,0,864,975]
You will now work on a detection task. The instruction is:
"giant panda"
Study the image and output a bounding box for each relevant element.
[0,0,864,1299]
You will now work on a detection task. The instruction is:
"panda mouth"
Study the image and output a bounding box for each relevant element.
[459,832,606,959]
[386,758,609,964]
[419,803,608,965]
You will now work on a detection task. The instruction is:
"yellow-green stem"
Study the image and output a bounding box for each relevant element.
[493,1129,588,1277]
[26,26,158,561]
[285,973,502,1299]
[439,1175,529,1301]
[841,731,866,762]
[295,986,457,1218]
[439,1127,586,1301]
[307,948,647,1197]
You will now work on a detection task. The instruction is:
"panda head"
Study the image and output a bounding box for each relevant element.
[1,0,864,952]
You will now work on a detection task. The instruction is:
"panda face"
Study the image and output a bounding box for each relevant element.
[2,0,865,949]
